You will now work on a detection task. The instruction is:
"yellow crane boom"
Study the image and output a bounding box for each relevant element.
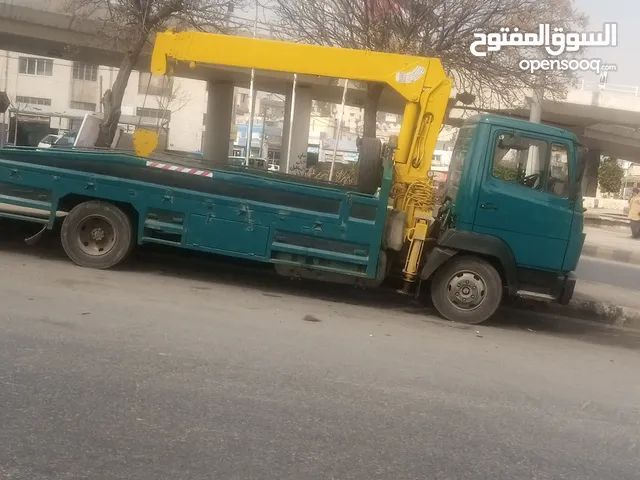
[151,31,452,183]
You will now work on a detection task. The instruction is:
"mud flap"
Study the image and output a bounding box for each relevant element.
[24,225,47,246]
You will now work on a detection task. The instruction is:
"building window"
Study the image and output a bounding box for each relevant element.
[138,73,173,96]
[70,101,96,111]
[72,62,98,82]
[15,95,52,106]
[18,57,53,76]
[136,107,171,121]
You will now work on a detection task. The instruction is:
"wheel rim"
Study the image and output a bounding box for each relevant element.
[76,215,117,257]
[445,270,487,311]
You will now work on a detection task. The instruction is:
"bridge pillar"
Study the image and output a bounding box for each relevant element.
[203,81,234,163]
[529,89,543,124]
[581,148,601,197]
[282,85,312,173]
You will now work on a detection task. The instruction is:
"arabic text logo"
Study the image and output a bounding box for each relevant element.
[470,23,618,58]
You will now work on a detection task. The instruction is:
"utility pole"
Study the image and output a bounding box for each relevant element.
[245,0,259,163]
[0,91,8,148]
[1,51,9,147]
[226,1,237,156]
[285,74,297,173]
[527,86,544,176]
[259,101,268,158]
[330,79,349,181]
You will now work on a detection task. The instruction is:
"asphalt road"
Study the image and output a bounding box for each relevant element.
[1,227,640,479]
[577,256,640,290]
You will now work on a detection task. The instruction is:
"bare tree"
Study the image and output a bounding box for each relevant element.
[313,100,335,117]
[152,76,192,133]
[65,0,245,147]
[273,0,588,136]
[9,100,32,146]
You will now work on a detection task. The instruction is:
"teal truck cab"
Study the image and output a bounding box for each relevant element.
[420,114,586,323]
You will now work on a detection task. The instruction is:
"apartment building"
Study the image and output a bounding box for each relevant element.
[0,49,208,151]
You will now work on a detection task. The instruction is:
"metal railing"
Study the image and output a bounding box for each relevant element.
[578,80,640,97]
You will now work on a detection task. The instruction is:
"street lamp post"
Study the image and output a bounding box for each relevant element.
[245,0,259,165]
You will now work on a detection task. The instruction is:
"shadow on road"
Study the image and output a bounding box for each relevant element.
[2,218,639,349]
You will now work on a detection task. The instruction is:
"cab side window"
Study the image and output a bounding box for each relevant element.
[546,144,570,198]
[492,134,548,190]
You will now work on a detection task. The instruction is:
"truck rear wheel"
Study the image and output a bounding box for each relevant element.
[61,200,134,269]
[430,256,503,325]
[356,137,383,194]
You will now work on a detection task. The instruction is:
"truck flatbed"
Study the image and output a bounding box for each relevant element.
[0,148,389,281]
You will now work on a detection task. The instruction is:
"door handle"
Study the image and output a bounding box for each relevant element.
[480,203,498,210]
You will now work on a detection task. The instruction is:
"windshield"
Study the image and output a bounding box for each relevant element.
[444,124,475,202]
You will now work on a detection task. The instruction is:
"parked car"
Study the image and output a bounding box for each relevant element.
[37,134,62,149]
[51,131,77,148]
[228,156,269,171]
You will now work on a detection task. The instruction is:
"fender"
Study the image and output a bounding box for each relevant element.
[420,246,457,282]
[420,229,519,296]
[24,225,48,246]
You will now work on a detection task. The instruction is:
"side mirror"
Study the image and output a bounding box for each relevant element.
[567,181,583,201]
[567,144,588,201]
[576,145,588,181]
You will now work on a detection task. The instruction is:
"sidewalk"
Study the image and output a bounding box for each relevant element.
[582,225,640,265]
[584,208,629,227]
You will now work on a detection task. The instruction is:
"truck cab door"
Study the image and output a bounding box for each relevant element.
[472,130,575,272]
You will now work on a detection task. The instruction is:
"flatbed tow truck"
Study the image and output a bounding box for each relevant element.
[0,31,586,324]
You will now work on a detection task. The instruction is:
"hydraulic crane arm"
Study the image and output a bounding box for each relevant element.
[150,31,452,175]
[151,31,453,290]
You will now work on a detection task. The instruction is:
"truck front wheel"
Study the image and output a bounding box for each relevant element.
[430,256,503,324]
[61,200,135,269]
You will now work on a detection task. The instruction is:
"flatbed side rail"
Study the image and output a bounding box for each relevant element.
[0,157,391,279]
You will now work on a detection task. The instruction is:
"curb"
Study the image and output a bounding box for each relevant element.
[584,216,629,228]
[509,297,640,333]
[581,243,640,265]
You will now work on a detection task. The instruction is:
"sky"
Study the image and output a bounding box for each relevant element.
[577,0,639,86]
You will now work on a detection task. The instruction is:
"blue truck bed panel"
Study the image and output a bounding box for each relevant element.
[0,149,390,279]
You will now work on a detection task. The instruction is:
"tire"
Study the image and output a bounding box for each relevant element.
[357,137,383,194]
[430,256,503,325]
[364,250,391,289]
[60,200,135,269]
